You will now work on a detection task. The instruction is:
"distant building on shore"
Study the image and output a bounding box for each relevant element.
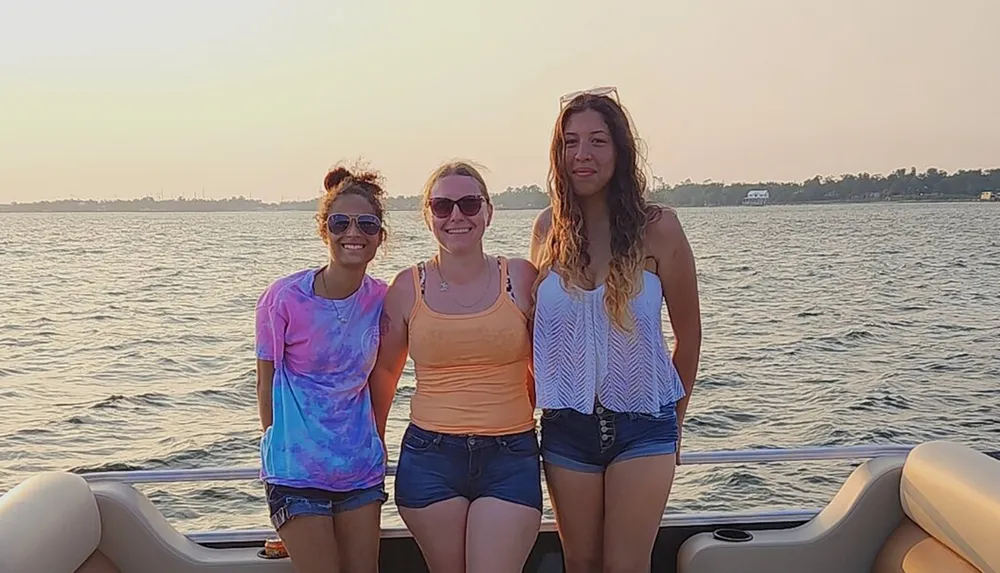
[741,189,770,206]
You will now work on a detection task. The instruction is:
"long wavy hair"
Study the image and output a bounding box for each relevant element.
[538,93,654,333]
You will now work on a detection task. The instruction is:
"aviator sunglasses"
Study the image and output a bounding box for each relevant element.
[428,195,487,219]
[327,213,382,236]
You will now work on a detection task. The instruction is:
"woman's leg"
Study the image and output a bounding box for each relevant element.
[465,430,544,573]
[332,485,387,573]
[465,497,541,573]
[540,411,606,573]
[600,406,681,573]
[544,463,605,573]
[265,483,340,573]
[602,454,676,573]
[394,424,470,573]
[278,515,340,573]
[399,498,470,573]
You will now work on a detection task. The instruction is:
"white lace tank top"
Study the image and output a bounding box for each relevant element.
[532,269,687,414]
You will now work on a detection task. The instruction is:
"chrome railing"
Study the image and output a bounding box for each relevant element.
[80,444,916,484]
[77,444,920,545]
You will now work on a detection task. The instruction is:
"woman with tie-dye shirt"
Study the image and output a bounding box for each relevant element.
[255,165,390,573]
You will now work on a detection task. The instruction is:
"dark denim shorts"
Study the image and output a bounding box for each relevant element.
[540,401,679,473]
[393,423,543,512]
[264,481,388,530]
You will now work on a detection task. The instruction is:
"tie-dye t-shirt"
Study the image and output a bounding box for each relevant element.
[255,268,389,492]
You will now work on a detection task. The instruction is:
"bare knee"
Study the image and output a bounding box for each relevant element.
[563,550,602,573]
[602,553,650,573]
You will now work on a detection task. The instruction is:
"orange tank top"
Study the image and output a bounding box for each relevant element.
[407,256,535,436]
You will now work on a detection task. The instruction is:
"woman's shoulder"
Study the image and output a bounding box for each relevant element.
[257,268,316,308]
[643,203,685,245]
[532,206,553,233]
[362,273,390,296]
[382,266,419,312]
[502,256,538,278]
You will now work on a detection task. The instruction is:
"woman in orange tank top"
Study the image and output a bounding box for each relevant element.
[369,161,541,573]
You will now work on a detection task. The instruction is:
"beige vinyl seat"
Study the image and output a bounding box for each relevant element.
[0,471,119,573]
[0,471,295,573]
[677,440,1000,573]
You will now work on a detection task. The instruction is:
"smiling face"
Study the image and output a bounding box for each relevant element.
[427,174,492,254]
[324,193,382,268]
[563,108,616,198]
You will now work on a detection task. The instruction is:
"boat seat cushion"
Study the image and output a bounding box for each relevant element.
[871,518,979,573]
[894,441,1000,573]
[0,471,103,573]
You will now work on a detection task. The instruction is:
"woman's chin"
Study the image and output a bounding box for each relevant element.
[332,247,375,268]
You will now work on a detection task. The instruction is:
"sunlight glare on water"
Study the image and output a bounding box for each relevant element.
[1,202,999,532]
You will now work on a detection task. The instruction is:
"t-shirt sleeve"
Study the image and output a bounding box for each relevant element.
[255,282,286,362]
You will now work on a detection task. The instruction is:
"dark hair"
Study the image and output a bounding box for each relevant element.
[542,93,652,332]
[316,164,388,242]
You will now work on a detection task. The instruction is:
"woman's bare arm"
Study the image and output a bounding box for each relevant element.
[648,207,702,430]
[256,359,275,432]
[507,256,540,408]
[369,269,414,441]
[529,207,552,268]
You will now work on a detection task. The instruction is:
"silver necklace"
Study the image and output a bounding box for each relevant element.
[436,255,492,308]
[320,269,355,324]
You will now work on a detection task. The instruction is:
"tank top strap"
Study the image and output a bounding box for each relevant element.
[497,256,515,303]
[408,263,428,323]
[413,261,427,296]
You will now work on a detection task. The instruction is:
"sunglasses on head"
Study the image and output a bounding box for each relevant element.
[327,213,382,236]
[558,86,620,108]
[428,195,486,219]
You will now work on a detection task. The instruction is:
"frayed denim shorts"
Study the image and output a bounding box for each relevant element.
[264,481,387,530]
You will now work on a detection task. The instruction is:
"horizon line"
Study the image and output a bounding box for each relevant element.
[4,163,998,206]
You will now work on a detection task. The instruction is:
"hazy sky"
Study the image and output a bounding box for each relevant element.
[2,0,998,203]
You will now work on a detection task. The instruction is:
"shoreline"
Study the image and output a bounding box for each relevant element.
[0,197,991,214]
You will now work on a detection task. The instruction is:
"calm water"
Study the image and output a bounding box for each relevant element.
[1,202,999,533]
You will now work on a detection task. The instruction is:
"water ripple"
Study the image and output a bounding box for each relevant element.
[1,203,999,532]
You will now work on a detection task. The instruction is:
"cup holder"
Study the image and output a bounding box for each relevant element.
[712,528,753,543]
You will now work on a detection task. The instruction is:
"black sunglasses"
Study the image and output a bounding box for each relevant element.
[429,195,486,219]
[327,213,382,236]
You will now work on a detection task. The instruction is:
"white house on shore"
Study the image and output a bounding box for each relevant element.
[741,189,770,206]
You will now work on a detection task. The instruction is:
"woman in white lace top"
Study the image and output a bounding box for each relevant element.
[529,86,702,573]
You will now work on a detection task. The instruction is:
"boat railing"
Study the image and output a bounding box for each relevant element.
[79,444,916,484]
[77,444,920,545]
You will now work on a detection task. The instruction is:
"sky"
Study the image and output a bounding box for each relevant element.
[1,0,998,203]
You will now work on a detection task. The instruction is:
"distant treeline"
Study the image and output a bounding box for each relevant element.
[655,167,1000,207]
[3,167,997,213]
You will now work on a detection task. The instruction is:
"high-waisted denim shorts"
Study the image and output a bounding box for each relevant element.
[540,401,679,473]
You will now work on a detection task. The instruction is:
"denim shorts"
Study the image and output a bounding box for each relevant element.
[264,481,388,530]
[540,401,679,473]
[393,423,543,512]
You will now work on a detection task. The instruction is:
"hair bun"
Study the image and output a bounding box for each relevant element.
[324,167,353,191]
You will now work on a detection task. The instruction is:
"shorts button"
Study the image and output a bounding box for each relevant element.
[596,407,605,414]
[601,434,610,441]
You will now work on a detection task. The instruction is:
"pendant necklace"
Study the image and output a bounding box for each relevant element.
[320,268,354,324]
[436,255,492,309]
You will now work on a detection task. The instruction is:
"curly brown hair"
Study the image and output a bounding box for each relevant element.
[539,93,655,333]
[316,163,388,243]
